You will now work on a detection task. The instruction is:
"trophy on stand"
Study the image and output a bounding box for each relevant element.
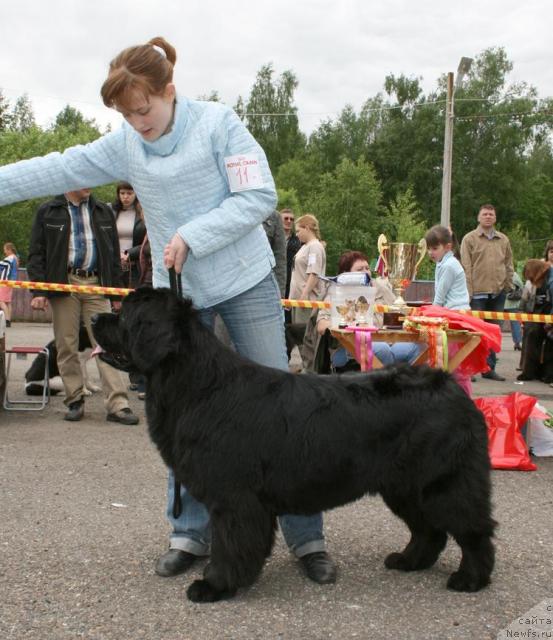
[377,234,427,307]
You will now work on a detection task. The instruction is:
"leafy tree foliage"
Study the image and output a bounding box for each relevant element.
[304,158,384,273]
[0,101,106,259]
[237,63,306,172]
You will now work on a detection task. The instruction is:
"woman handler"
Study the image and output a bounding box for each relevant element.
[0,37,335,593]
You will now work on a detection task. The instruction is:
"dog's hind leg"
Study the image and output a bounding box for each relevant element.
[382,495,447,572]
[447,532,495,592]
[186,494,276,603]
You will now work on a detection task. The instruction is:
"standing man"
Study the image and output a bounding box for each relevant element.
[280,209,303,359]
[262,211,287,297]
[28,189,139,424]
[460,204,514,381]
[280,208,301,305]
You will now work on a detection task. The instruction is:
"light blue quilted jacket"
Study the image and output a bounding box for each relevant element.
[0,96,277,308]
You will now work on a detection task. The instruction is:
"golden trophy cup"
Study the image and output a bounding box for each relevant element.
[377,234,427,307]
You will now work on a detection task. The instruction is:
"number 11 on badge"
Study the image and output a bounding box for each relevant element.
[225,154,265,193]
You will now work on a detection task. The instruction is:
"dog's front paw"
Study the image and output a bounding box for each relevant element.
[82,387,93,397]
[447,571,489,592]
[384,552,413,571]
[186,579,236,603]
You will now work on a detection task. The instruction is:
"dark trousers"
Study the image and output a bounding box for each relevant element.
[470,292,506,370]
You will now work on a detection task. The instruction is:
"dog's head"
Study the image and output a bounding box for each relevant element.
[92,288,195,374]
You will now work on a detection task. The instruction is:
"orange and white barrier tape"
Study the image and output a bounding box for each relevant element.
[2,279,133,297]
[4,280,553,324]
[281,297,553,323]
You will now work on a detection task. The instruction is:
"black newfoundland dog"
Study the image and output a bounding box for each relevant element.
[92,287,495,603]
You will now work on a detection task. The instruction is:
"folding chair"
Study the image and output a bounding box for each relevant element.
[3,346,50,411]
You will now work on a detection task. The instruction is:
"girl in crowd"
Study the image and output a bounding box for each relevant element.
[289,214,326,324]
[0,242,19,327]
[0,36,334,592]
[110,182,146,288]
[425,225,472,395]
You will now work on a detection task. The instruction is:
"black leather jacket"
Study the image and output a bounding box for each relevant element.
[27,194,123,297]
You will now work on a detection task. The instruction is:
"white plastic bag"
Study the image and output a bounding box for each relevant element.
[526,403,553,456]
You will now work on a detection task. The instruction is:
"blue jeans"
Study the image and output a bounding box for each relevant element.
[166,272,325,557]
[510,320,522,346]
[470,292,506,370]
[373,341,421,365]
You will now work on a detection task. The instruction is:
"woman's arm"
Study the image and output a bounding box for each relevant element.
[301,273,320,299]
[0,129,129,206]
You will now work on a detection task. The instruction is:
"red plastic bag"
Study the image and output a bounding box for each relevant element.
[474,393,537,471]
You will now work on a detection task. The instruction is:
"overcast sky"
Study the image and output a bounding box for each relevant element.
[1,0,552,135]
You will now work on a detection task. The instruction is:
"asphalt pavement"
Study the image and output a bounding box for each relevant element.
[1,322,552,640]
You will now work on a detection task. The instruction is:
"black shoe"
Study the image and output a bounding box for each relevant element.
[299,551,337,585]
[155,549,198,577]
[514,343,522,351]
[106,408,139,425]
[5,319,11,327]
[481,370,506,381]
[64,400,84,421]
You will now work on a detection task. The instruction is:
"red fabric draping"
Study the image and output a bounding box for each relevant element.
[415,305,502,375]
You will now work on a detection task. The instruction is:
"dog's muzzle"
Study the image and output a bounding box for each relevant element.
[92,344,134,373]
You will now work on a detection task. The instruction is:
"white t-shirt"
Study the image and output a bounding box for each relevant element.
[289,239,326,300]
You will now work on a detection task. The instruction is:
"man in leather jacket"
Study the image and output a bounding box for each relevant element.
[27,189,139,424]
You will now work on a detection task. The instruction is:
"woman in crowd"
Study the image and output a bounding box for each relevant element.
[110,182,146,288]
[289,214,326,323]
[0,242,19,327]
[0,37,335,591]
[307,250,420,373]
[544,239,553,266]
[517,258,553,383]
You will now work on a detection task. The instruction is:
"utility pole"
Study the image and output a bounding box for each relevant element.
[440,57,473,228]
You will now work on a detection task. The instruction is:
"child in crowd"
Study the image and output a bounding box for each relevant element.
[425,225,472,396]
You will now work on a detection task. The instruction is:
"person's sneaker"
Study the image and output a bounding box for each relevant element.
[138,392,146,401]
[5,320,11,327]
[106,408,139,425]
[299,551,337,584]
[481,370,506,381]
[155,549,198,577]
[64,400,84,422]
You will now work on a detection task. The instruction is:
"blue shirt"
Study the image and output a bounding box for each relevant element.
[67,199,97,271]
[433,251,470,310]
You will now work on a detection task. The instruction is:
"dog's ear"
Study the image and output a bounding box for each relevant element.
[126,320,174,372]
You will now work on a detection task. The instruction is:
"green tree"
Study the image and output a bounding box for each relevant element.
[9,94,36,132]
[276,155,323,208]
[276,188,301,212]
[0,90,12,131]
[0,109,104,259]
[239,63,305,172]
[305,157,384,274]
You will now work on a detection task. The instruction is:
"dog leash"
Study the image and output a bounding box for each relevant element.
[168,267,183,519]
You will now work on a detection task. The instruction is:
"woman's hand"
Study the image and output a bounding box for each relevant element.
[317,318,331,336]
[164,233,189,274]
[31,296,48,311]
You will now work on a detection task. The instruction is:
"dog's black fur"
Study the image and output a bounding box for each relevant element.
[92,288,496,603]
